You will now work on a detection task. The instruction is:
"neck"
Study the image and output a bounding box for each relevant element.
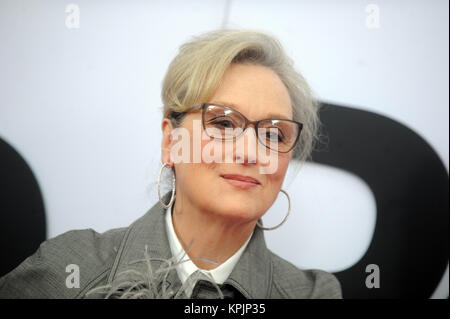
[171,194,255,270]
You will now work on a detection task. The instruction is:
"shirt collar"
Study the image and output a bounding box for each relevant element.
[164,203,253,286]
[109,191,272,298]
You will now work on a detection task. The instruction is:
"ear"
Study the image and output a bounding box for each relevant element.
[161,118,175,166]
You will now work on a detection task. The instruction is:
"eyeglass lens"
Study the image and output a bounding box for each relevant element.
[203,104,299,152]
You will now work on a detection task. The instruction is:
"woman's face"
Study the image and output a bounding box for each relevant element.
[161,63,293,224]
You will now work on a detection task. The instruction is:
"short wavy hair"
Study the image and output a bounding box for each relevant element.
[161,29,320,162]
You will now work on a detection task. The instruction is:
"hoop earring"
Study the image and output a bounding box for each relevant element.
[158,162,176,209]
[257,189,291,231]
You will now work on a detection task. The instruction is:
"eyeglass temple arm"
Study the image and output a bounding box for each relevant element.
[170,103,204,117]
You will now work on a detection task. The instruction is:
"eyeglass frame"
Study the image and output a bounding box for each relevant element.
[169,103,303,153]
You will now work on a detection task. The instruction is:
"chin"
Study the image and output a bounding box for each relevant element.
[209,197,261,221]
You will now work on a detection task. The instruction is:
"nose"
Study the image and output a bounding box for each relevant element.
[234,126,258,165]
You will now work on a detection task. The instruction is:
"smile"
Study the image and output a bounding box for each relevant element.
[220,174,261,190]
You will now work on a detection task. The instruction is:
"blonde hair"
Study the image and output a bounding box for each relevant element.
[161,29,321,162]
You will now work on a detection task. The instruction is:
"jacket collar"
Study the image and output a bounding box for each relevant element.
[110,192,273,299]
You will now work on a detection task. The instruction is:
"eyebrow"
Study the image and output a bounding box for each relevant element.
[210,101,292,121]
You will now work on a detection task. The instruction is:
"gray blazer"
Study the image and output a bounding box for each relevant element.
[0,192,342,299]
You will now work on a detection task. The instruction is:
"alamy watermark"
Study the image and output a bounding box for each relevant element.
[365,264,380,289]
[365,4,380,29]
[65,264,80,288]
[65,4,80,29]
[169,120,280,174]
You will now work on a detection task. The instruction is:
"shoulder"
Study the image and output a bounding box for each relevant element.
[0,226,128,299]
[269,251,342,299]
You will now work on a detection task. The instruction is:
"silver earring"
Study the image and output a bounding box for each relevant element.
[158,162,176,209]
[257,189,291,231]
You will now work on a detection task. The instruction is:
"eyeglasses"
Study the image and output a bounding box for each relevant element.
[170,103,303,153]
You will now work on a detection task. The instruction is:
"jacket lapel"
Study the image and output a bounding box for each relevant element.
[108,192,185,297]
[224,222,273,298]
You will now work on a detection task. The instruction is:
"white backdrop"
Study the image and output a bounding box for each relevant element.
[0,0,448,297]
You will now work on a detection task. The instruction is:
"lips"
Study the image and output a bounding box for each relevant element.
[220,174,261,189]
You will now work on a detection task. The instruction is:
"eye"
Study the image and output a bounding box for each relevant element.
[265,130,284,142]
[209,117,237,129]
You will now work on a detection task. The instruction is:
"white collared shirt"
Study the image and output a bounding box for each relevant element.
[164,204,253,296]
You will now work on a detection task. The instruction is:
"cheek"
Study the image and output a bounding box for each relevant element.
[172,131,218,188]
[259,155,290,210]
[178,136,219,185]
[275,155,290,177]
[262,154,290,193]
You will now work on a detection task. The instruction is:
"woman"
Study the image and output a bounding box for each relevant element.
[0,29,342,299]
